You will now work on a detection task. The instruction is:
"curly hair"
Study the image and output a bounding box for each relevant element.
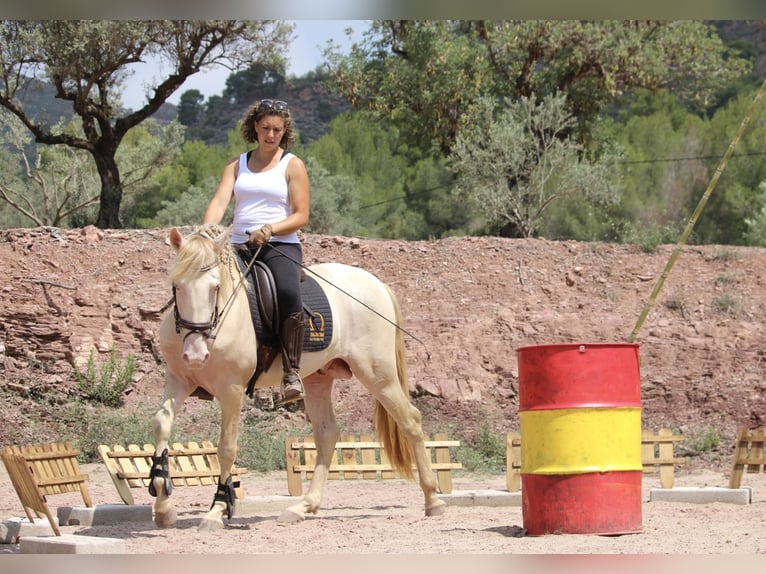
[239,100,296,148]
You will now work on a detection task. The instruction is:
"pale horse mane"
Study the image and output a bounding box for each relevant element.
[168,224,237,295]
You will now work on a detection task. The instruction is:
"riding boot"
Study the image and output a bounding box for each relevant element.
[280,311,305,404]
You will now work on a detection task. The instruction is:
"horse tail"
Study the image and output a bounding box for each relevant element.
[374,283,416,480]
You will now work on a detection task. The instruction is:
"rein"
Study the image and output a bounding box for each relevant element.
[267,243,431,360]
[212,245,261,333]
[172,258,221,340]
[172,241,260,342]
[170,231,429,361]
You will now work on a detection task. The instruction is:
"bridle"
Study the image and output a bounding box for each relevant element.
[172,258,221,341]
[170,237,261,342]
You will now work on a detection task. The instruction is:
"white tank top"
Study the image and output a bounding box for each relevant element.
[231,151,299,244]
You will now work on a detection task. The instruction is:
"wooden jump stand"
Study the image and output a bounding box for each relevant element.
[1,442,92,536]
[729,427,766,489]
[641,428,687,488]
[506,428,687,491]
[284,433,462,496]
[98,440,248,504]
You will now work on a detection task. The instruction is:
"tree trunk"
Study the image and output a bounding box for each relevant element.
[93,149,123,229]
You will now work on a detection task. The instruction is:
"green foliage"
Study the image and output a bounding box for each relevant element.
[582,90,706,244]
[0,20,293,228]
[621,221,683,253]
[692,87,766,245]
[74,348,136,407]
[154,176,228,227]
[177,89,205,126]
[0,110,102,227]
[236,412,301,471]
[743,181,766,246]
[6,20,765,245]
[325,20,493,156]
[451,93,620,238]
[456,426,506,473]
[686,426,721,454]
[129,136,236,227]
[303,157,365,236]
[325,20,750,157]
[403,155,475,239]
[60,402,153,461]
[223,64,287,107]
[305,112,432,238]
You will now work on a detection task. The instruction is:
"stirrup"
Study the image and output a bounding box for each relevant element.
[280,371,304,405]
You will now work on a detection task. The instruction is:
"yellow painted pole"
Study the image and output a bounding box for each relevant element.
[628,78,766,343]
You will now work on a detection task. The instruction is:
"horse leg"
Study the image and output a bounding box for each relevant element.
[198,386,244,531]
[279,376,337,523]
[374,386,446,517]
[150,378,188,528]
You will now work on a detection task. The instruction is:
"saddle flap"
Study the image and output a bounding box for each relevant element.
[253,261,278,333]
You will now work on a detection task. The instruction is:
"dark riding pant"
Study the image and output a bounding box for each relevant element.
[249,242,303,319]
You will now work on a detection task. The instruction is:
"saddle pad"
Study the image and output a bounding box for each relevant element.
[300,274,333,352]
[234,253,333,352]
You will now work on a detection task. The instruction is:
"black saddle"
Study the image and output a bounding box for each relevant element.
[233,248,333,398]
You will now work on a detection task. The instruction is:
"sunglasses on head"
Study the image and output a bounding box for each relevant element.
[257,99,289,112]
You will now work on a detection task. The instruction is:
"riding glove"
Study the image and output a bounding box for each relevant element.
[248,224,273,246]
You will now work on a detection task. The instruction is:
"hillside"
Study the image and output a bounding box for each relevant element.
[1,227,764,469]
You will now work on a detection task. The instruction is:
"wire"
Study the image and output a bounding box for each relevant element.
[616,151,766,165]
[355,152,764,210]
[267,243,432,359]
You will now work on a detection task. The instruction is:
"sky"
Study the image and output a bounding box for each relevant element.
[121,20,368,110]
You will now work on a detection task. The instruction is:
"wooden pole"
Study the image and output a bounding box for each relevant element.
[628,78,766,343]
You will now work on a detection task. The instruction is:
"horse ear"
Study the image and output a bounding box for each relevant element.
[211,225,232,253]
[169,227,184,252]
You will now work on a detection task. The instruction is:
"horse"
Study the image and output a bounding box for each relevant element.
[151,225,447,530]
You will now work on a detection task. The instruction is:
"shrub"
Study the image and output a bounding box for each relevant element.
[456,425,506,473]
[712,293,744,316]
[74,347,136,407]
[687,426,721,453]
[59,401,153,461]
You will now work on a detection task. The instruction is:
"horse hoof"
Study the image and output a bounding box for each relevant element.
[426,500,447,517]
[277,508,305,524]
[198,517,224,532]
[154,508,178,529]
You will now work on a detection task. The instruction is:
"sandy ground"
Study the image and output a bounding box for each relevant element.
[1,460,766,556]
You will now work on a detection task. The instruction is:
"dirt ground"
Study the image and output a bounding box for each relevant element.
[1,460,766,555]
[1,227,765,451]
[2,226,766,559]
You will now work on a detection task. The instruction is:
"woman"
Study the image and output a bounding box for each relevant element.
[204,98,310,404]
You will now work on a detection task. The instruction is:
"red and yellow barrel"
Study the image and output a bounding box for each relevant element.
[517,342,642,535]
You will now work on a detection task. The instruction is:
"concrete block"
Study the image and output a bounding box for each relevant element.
[19,534,126,554]
[56,504,152,526]
[236,495,296,514]
[57,504,152,526]
[437,489,522,507]
[0,517,57,543]
[649,486,752,505]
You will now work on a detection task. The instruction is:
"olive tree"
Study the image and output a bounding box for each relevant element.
[0,108,185,228]
[450,93,620,238]
[326,20,751,156]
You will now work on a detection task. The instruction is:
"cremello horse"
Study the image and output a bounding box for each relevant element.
[151,225,446,530]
